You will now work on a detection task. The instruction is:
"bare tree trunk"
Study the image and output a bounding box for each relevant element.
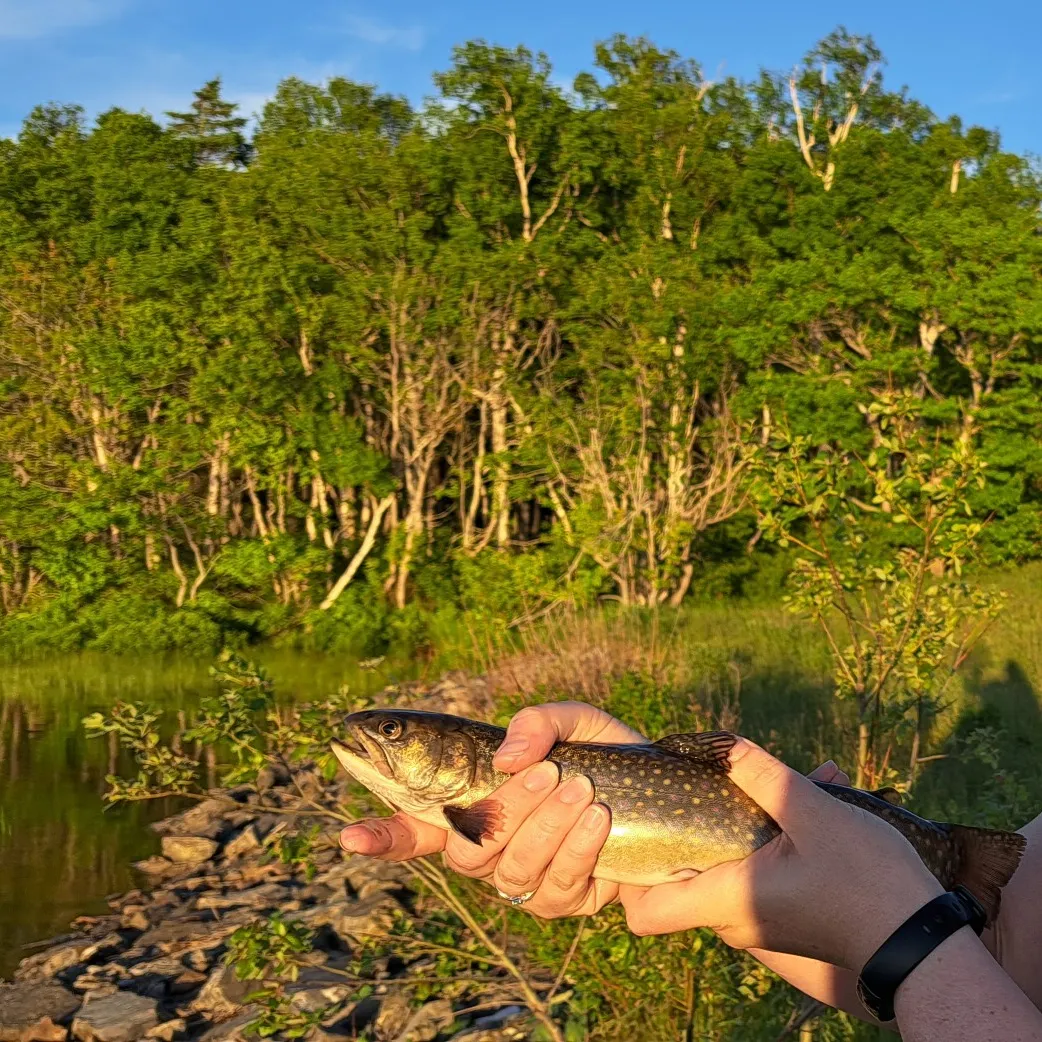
[319,494,395,610]
[166,537,188,607]
[491,380,510,548]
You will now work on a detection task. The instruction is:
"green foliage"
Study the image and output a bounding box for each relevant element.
[82,701,199,801]
[749,390,1005,786]
[0,29,1038,655]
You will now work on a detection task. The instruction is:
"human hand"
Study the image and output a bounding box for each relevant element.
[619,739,944,973]
[338,701,644,919]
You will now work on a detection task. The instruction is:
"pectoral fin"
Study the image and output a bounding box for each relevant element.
[444,799,504,845]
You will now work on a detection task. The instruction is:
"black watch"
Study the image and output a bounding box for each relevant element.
[856,886,987,1023]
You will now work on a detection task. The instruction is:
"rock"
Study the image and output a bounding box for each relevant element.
[181,951,210,974]
[408,671,493,718]
[327,894,400,941]
[17,932,124,982]
[160,836,219,864]
[69,978,115,997]
[196,1009,258,1042]
[222,826,260,861]
[189,965,254,1018]
[136,918,232,953]
[472,1007,524,1030]
[143,1020,185,1042]
[126,956,184,980]
[287,984,353,1015]
[131,858,175,879]
[297,883,336,905]
[120,909,150,933]
[255,764,291,792]
[395,999,453,1042]
[373,995,411,1041]
[195,883,289,914]
[152,800,227,840]
[70,993,157,1042]
[0,982,80,1042]
[169,970,207,995]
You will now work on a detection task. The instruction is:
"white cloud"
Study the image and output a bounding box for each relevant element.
[342,14,423,52]
[0,0,126,39]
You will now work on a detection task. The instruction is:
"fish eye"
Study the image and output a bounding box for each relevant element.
[378,720,402,739]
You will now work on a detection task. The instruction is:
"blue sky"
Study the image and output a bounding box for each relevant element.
[1,0,1039,157]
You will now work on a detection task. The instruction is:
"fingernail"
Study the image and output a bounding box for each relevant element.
[339,825,367,853]
[821,760,837,772]
[579,803,609,833]
[559,775,593,804]
[339,823,383,854]
[727,737,752,763]
[496,736,530,765]
[523,761,559,792]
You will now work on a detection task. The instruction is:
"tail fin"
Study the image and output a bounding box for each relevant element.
[950,824,1026,924]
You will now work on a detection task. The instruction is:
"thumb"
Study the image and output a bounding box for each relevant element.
[727,737,833,835]
[493,705,561,771]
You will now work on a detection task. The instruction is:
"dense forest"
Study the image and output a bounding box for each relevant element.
[1,29,1039,656]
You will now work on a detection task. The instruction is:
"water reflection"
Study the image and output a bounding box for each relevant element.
[0,652,415,979]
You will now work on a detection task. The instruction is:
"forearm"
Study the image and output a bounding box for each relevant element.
[985,813,1042,1011]
[895,926,1042,1041]
[749,949,895,1031]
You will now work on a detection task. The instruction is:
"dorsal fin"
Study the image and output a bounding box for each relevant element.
[869,786,903,806]
[652,730,737,770]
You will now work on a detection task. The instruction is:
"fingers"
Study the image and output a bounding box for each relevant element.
[339,812,447,861]
[444,761,561,875]
[726,738,833,835]
[492,774,597,897]
[494,701,645,773]
[620,876,716,937]
[807,760,851,786]
[525,803,615,916]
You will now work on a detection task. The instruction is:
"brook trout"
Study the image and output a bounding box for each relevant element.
[331,710,1025,923]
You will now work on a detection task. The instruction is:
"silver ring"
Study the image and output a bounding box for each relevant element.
[496,887,536,907]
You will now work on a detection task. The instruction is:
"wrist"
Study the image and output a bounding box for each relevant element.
[892,924,985,1023]
[846,875,945,971]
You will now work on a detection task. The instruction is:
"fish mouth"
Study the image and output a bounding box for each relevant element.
[331,726,394,779]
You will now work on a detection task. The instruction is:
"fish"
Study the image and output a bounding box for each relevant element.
[330,709,1026,924]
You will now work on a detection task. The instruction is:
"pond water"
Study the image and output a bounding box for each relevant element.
[0,652,417,980]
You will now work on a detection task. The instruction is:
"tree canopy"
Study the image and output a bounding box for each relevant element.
[1,29,1039,655]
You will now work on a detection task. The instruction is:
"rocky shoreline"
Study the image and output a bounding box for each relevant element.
[0,677,534,1042]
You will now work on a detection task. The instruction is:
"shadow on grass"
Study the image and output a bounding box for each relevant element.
[915,651,1042,826]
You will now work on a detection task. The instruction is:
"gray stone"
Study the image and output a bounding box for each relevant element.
[181,951,210,973]
[372,995,411,1041]
[143,1020,185,1042]
[394,999,453,1042]
[131,858,175,879]
[152,800,227,840]
[196,1009,259,1042]
[287,984,353,1015]
[472,1007,524,1030]
[195,883,289,914]
[119,908,150,932]
[17,932,123,982]
[0,982,80,1042]
[222,826,260,861]
[255,764,291,792]
[160,836,218,864]
[188,965,254,1019]
[70,993,157,1042]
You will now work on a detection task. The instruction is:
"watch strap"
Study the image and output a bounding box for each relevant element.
[856,886,986,1023]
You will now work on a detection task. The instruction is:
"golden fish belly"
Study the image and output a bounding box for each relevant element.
[587,799,771,885]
